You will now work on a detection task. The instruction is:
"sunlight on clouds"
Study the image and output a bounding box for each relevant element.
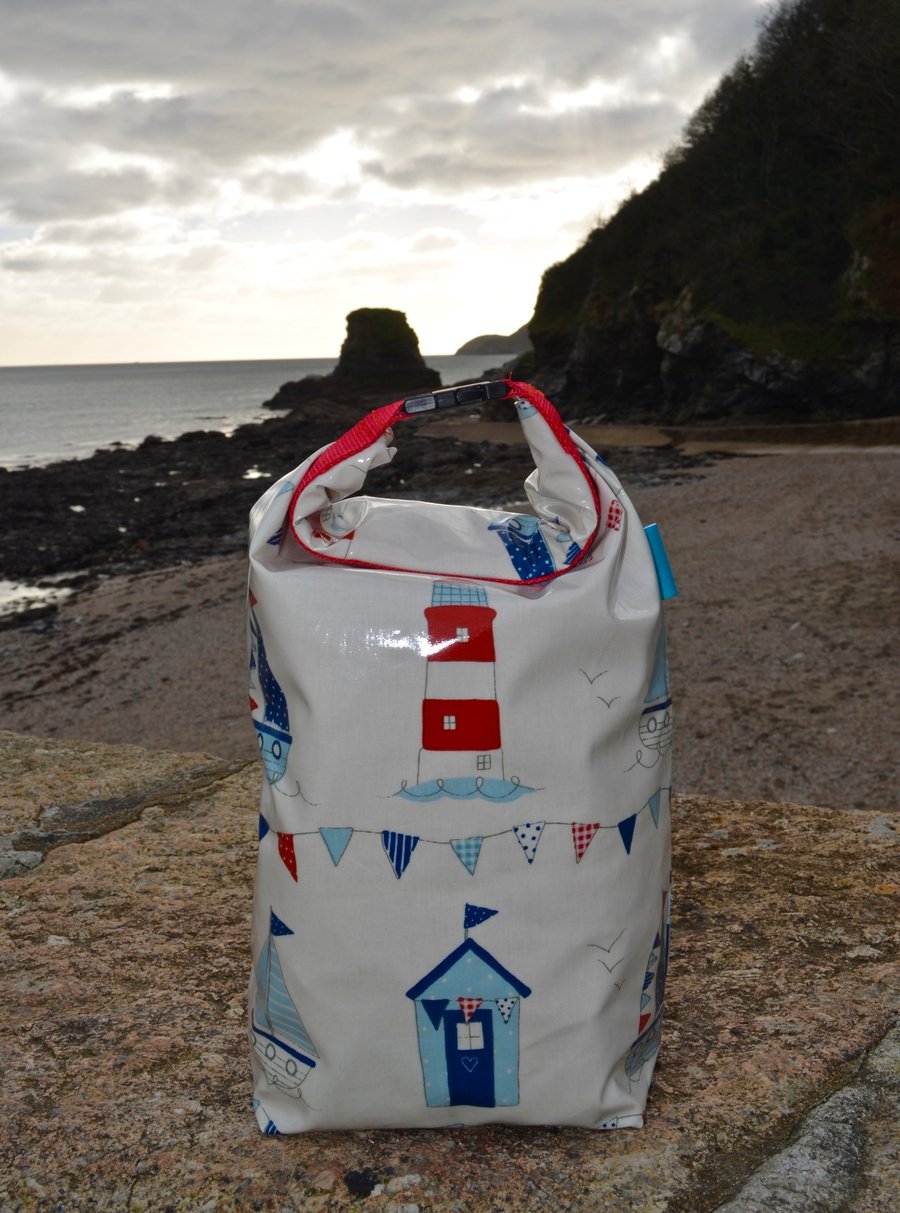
[538,77,630,114]
[649,34,691,73]
[294,129,373,189]
[72,145,173,179]
[50,81,178,108]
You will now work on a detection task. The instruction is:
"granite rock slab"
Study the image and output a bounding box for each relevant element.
[0,734,896,1212]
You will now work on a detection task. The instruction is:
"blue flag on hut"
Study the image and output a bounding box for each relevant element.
[464,903,499,930]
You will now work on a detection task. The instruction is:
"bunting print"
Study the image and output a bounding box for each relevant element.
[617,814,637,856]
[496,997,518,1023]
[257,788,670,881]
[649,790,662,829]
[572,822,600,863]
[457,996,484,1023]
[512,821,545,864]
[382,831,420,879]
[278,832,298,881]
[451,836,484,875]
[319,827,353,867]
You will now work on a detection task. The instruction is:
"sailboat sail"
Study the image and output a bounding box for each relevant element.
[252,918,319,1095]
[256,936,319,1061]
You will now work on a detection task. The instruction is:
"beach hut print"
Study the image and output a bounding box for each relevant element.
[638,628,673,762]
[251,911,319,1098]
[396,583,533,802]
[248,592,293,784]
[624,889,670,1081]
[405,905,531,1108]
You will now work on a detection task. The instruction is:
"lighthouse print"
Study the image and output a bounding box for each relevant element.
[396,583,534,802]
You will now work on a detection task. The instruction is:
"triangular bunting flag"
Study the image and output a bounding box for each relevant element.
[277,832,297,881]
[464,903,498,930]
[572,822,600,863]
[422,999,449,1030]
[457,996,484,1023]
[319,827,353,867]
[649,789,661,828]
[513,821,545,864]
[496,997,517,1023]
[258,813,270,841]
[641,993,651,1010]
[270,911,293,937]
[382,831,419,879]
[639,1012,651,1034]
[617,814,637,855]
[451,836,484,875]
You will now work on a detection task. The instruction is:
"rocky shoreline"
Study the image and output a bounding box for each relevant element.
[0,386,719,610]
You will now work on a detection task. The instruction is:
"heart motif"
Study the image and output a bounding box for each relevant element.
[461,1056,479,1073]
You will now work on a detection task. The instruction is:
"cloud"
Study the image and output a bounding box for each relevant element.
[0,1,766,361]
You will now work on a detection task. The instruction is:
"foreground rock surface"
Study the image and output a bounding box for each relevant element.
[0,733,896,1212]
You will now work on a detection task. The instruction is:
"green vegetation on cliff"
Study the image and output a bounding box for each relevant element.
[527,0,900,421]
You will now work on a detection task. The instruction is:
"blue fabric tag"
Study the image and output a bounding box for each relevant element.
[644,524,678,600]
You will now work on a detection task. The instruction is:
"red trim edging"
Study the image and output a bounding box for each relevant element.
[285,380,602,586]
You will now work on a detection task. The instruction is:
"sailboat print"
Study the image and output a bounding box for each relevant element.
[251,910,319,1097]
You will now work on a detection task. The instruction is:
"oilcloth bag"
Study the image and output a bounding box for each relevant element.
[246,379,674,1133]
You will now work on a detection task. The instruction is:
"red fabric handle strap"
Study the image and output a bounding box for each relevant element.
[287,380,602,585]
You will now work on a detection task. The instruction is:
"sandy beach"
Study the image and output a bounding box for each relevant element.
[3,440,898,815]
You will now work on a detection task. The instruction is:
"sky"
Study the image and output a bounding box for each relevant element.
[0,0,769,366]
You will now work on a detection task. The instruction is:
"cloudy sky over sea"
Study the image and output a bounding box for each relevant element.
[1,0,768,366]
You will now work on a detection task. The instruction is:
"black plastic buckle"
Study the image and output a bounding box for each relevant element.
[402,379,509,415]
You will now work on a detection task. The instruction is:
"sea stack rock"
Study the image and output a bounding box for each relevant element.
[263,307,440,410]
[331,308,441,388]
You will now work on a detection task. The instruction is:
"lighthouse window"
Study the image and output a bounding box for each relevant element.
[456,627,470,642]
[476,754,492,771]
[457,1022,485,1050]
[443,715,457,730]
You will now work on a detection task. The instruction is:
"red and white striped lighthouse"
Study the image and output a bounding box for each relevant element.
[417,582,504,786]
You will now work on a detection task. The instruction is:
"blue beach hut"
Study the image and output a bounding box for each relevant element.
[406,915,531,1109]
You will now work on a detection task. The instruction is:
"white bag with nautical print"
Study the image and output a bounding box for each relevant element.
[247,379,675,1133]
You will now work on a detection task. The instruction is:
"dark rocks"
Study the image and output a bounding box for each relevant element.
[0,381,712,593]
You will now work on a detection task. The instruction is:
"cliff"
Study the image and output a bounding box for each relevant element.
[455,324,531,356]
[519,0,900,424]
[0,731,896,1210]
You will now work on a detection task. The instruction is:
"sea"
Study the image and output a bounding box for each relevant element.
[0,354,506,471]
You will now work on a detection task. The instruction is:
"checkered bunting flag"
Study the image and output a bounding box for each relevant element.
[457,997,484,1023]
[571,822,601,863]
[451,836,484,875]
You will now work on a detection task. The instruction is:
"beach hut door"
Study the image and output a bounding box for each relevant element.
[444,1009,495,1107]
